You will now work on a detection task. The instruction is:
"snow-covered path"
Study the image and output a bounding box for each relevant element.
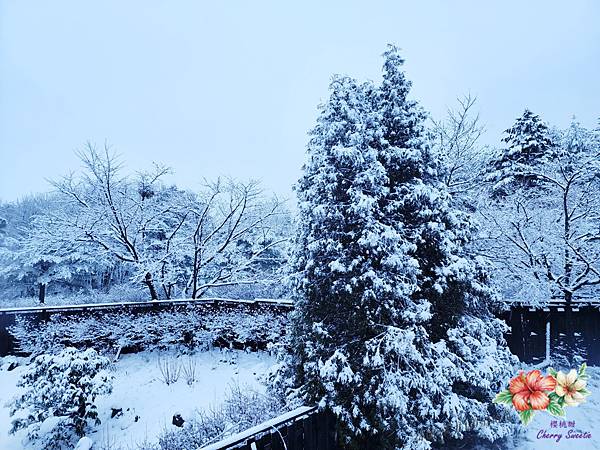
[512,366,600,449]
[0,349,275,450]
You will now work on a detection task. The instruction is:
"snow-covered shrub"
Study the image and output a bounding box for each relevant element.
[10,304,287,356]
[158,408,228,450]
[157,355,181,385]
[181,355,197,386]
[222,383,285,432]
[157,384,285,450]
[10,347,113,449]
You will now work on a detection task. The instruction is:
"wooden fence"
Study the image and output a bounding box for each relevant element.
[500,303,600,365]
[2,297,600,365]
[201,406,339,450]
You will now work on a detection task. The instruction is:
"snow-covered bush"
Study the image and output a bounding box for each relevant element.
[181,355,197,386]
[157,355,181,385]
[10,347,113,449]
[157,383,285,450]
[10,305,287,356]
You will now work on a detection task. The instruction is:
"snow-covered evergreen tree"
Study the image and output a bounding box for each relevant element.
[487,109,553,194]
[275,46,517,449]
[10,348,113,449]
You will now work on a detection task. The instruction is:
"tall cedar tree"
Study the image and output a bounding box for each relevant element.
[275,46,517,449]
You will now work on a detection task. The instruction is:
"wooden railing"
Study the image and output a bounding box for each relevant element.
[201,406,338,450]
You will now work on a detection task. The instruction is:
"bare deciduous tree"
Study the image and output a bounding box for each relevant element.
[478,121,600,306]
[44,143,290,301]
[182,179,288,299]
[50,143,173,299]
[431,94,490,198]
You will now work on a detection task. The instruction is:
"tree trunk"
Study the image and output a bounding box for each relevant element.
[38,283,46,304]
[102,271,111,293]
[562,188,576,361]
[162,283,172,300]
[191,251,199,299]
[144,272,159,300]
[563,290,576,363]
[563,190,572,302]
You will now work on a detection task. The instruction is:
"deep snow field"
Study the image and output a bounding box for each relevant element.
[0,349,275,450]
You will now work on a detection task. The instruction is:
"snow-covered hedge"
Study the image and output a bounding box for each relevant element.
[9,305,288,356]
[9,347,113,450]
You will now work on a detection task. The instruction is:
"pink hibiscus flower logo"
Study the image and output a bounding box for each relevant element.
[509,370,556,411]
[494,363,590,425]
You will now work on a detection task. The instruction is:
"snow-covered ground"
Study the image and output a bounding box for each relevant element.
[2,353,599,450]
[512,366,600,450]
[0,349,275,450]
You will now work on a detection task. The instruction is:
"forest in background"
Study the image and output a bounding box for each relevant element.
[0,97,599,308]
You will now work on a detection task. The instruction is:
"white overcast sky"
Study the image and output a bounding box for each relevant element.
[1,1,599,203]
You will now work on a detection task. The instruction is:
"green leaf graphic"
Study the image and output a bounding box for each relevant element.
[548,367,558,377]
[519,409,535,426]
[547,401,565,417]
[493,390,513,405]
